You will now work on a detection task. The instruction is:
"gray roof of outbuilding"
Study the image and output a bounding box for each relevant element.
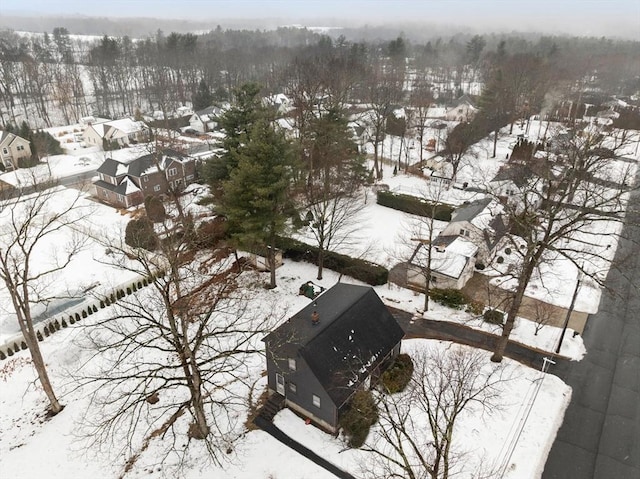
[452,197,492,223]
[264,283,405,407]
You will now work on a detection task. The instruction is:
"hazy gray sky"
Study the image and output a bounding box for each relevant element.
[2,0,639,38]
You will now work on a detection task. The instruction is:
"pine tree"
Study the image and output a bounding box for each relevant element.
[202,82,265,188]
[221,118,295,289]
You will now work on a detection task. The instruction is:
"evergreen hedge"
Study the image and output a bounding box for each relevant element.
[377,190,454,221]
[276,237,388,286]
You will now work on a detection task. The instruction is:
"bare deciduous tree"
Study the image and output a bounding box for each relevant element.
[0,178,91,415]
[75,196,276,471]
[489,126,636,362]
[362,345,507,479]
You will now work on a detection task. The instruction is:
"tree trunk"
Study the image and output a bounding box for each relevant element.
[24,330,64,414]
[317,245,324,281]
[491,259,536,362]
[268,247,277,289]
[9,293,64,415]
[187,365,210,439]
[492,128,498,158]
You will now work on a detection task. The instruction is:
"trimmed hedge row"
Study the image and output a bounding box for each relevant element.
[377,190,454,221]
[0,271,165,361]
[276,237,389,286]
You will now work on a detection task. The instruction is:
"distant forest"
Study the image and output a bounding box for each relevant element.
[0,23,638,128]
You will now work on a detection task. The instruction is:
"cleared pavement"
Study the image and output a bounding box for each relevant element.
[543,187,640,479]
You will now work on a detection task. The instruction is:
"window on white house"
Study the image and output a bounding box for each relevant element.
[460,228,470,237]
[2,148,7,155]
[289,382,297,393]
[168,167,177,176]
[312,394,321,408]
[17,145,24,151]
[288,358,296,371]
[153,185,161,192]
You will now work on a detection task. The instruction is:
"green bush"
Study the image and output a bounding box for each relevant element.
[430,288,469,309]
[483,309,505,325]
[339,390,378,448]
[377,191,453,221]
[381,354,414,394]
[276,237,388,286]
[144,195,166,222]
[125,216,158,251]
[466,300,485,316]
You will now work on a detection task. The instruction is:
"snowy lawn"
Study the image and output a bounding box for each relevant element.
[0,325,571,479]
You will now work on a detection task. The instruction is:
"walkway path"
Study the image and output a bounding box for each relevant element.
[253,416,357,479]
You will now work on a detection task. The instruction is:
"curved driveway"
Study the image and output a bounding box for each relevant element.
[543,188,640,478]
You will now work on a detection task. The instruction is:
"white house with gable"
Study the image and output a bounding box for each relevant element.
[83,118,149,150]
[407,197,507,290]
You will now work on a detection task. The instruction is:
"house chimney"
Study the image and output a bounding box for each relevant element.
[311,311,320,326]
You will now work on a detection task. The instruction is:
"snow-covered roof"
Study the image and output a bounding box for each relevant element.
[411,236,478,279]
[106,118,145,135]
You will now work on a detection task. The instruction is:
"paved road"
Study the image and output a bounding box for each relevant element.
[543,189,640,478]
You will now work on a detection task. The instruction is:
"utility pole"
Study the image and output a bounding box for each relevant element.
[555,270,582,355]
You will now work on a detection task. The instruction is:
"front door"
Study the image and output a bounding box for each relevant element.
[276,373,285,396]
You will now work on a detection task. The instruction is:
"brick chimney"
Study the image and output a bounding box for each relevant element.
[311,311,320,326]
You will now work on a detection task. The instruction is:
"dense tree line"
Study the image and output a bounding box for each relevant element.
[1,26,638,129]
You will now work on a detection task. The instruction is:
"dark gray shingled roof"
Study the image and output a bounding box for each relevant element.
[264,283,405,407]
[452,197,492,223]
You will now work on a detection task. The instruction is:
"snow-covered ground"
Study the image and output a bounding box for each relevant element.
[2,118,636,479]
[0,259,572,479]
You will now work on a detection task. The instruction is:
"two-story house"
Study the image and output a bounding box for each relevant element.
[263,283,404,433]
[0,131,32,171]
[445,95,478,122]
[93,149,197,208]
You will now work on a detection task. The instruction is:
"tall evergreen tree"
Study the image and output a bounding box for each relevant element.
[202,82,265,188]
[221,118,295,289]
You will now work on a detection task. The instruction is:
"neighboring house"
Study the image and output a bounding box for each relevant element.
[93,149,197,208]
[439,197,506,263]
[189,106,221,133]
[82,119,149,150]
[445,95,478,122]
[408,197,507,290]
[265,93,293,114]
[408,236,479,290]
[0,131,32,171]
[263,283,405,433]
[490,159,559,210]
